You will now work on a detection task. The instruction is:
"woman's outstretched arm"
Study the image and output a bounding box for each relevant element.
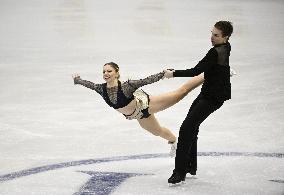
[127,72,165,90]
[72,73,103,94]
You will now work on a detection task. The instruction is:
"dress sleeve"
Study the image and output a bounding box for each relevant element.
[73,76,103,95]
[127,72,165,90]
[173,48,218,77]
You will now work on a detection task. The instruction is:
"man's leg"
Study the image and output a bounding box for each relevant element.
[168,97,223,184]
[186,136,198,175]
[184,96,201,175]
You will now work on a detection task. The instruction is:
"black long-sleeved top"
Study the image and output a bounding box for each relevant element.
[74,72,164,109]
[173,42,231,101]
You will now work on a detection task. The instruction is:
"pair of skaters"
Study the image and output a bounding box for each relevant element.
[72,63,204,157]
[73,20,234,185]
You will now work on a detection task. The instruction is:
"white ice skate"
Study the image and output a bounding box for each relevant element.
[169,141,177,158]
[230,68,237,77]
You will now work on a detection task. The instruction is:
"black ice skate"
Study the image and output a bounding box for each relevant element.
[168,171,186,185]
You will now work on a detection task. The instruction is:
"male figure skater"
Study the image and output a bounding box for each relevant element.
[164,21,234,184]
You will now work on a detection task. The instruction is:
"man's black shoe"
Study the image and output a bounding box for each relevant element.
[168,171,186,185]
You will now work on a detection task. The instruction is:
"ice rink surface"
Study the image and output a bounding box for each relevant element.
[0,0,283,194]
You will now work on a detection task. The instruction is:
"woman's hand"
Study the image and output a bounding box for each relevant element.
[72,73,80,79]
[163,69,174,79]
[72,73,81,85]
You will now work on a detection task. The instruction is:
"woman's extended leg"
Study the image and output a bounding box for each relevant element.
[137,114,177,157]
[148,74,204,114]
[137,114,176,143]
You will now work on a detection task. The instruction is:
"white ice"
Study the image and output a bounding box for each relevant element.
[0,0,283,195]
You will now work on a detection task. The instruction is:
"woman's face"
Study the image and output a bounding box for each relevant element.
[211,27,228,46]
[103,65,119,83]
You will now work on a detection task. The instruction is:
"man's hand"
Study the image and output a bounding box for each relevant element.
[163,69,174,79]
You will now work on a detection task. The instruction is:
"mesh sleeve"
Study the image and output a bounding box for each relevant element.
[127,72,164,90]
[73,77,103,95]
[120,72,164,97]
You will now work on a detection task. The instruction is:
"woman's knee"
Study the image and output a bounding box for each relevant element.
[151,130,160,136]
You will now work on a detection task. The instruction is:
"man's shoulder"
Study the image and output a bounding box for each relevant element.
[205,47,218,57]
[214,44,230,58]
[214,42,231,52]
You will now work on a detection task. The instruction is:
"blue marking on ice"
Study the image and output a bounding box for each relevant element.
[74,171,146,195]
[0,152,283,182]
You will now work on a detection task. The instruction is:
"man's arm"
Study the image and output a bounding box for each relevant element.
[173,48,218,77]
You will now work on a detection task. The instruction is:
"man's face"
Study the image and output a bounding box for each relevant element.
[211,27,228,46]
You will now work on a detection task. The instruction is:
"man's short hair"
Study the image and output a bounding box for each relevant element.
[215,21,233,38]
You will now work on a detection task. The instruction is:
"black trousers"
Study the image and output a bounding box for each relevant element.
[175,94,223,173]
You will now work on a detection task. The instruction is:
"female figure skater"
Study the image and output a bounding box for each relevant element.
[72,62,204,157]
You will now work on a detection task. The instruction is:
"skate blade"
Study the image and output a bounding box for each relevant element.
[168,181,186,187]
[186,175,197,180]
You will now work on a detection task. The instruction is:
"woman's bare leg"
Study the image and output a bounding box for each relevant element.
[137,114,176,142]
[148,74,204,114]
